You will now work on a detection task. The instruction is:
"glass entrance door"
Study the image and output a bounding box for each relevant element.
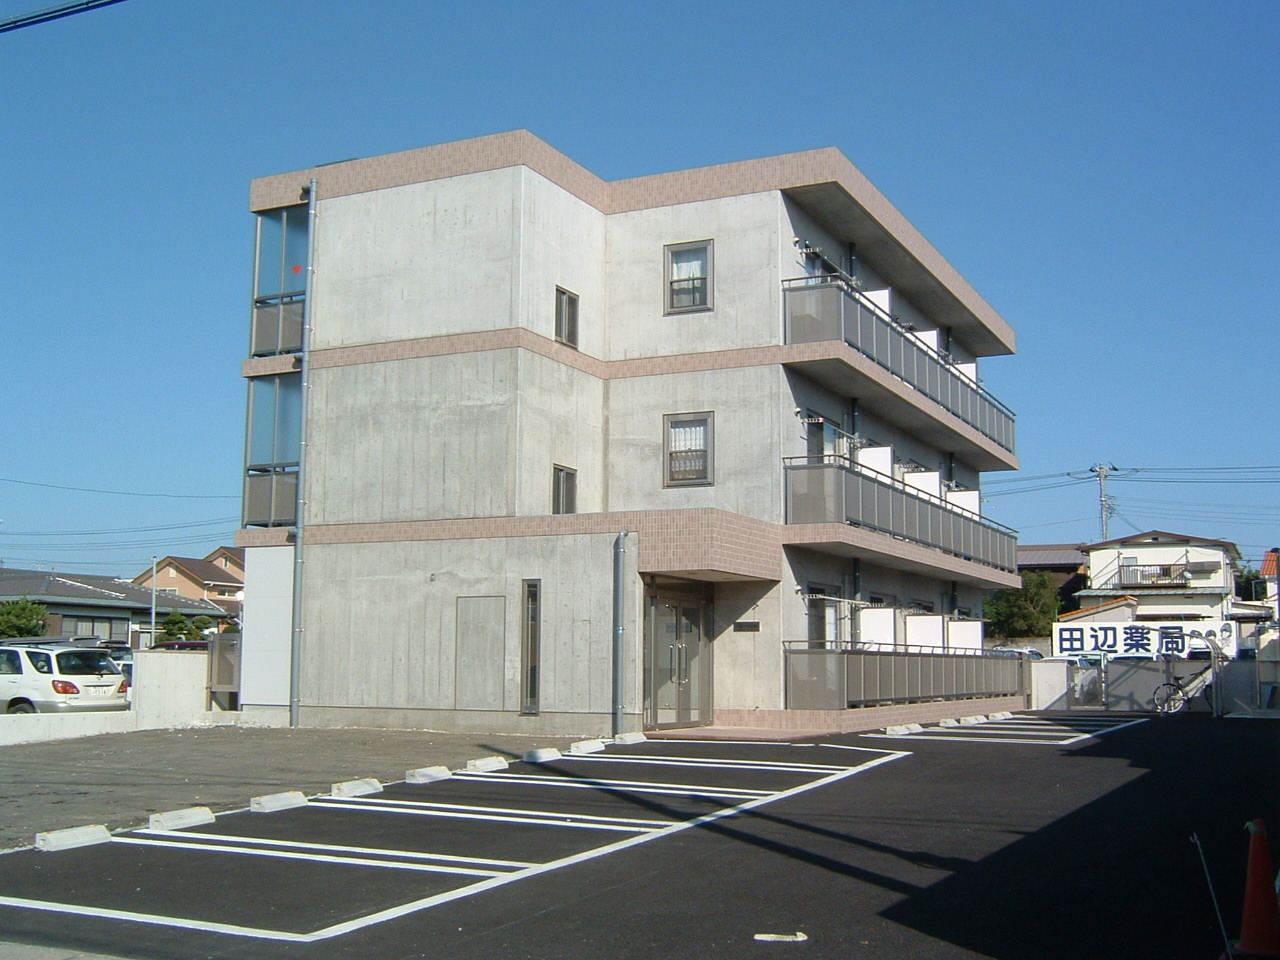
[646,597,710,728]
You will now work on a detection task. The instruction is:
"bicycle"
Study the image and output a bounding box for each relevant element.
[1152,664,1215,715]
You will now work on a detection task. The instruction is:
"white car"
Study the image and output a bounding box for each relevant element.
[0,641,130,714]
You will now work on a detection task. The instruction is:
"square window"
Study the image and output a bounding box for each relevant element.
[555,287,579,347]
[552,465,577,515]
[665,240,713,314]
[664,413,713,486]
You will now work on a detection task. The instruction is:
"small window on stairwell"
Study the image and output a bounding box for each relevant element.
[555,287,579,347]
[552,466,577,515]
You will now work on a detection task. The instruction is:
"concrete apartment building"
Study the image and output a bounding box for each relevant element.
[237,131,1020,735]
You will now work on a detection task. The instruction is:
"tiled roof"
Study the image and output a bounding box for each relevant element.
[0,568,227,617]
[1261,549,1278,579]
[1057,596,1138,621]
[1017,544,1086,569]
[166,556,243,587]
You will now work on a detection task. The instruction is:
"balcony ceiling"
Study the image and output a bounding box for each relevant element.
[784,182,1015,359]
[782,527,1021,590]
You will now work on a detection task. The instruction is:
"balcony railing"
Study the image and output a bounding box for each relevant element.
[783,278,1015,452]
[785,645,1024,710]
[1106,564,1190,588]
[785,458,1017,573]
[243,469,298,527]
[251,295,304,357]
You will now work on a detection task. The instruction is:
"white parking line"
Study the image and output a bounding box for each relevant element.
[863,717,1147,745]
[136,829,533,870]
[554,754,850,774]
[453,770,771,800]
[112,837,506,877]
[0,748,909,943]
[310,797,660,833]
[311,797,667,829]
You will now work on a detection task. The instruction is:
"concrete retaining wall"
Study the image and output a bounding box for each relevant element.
[0,651,249,747]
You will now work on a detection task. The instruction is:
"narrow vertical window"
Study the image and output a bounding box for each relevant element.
[665,240,713,313]
[521,579,541,715]
[552,465,576,515]
[555,287,579,347]
[664,413,713,486]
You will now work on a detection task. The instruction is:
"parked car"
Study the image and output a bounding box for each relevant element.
[1042,655,1095,669]
[0,641,130,714]
[103,645,134,684]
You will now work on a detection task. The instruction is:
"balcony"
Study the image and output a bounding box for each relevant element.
[243,469,298,527]
[783,278,1015,453]
[785,457,1017,573]
[251,296,304,357]
[1105,564,1191,588]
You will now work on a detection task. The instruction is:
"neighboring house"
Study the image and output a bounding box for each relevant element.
[1016,543,1086,612]
[236,131,1020,734]
[1054,531,1271,658]
[0,568,228,647]
[132,547,244,629]
[1261,548,1278,610]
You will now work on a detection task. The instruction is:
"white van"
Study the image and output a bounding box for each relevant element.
[0,641,130,714]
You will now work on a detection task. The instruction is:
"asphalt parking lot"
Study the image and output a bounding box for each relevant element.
[1,713,1278,960]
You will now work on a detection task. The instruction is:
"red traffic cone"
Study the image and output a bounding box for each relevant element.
[1234,820,1280,959]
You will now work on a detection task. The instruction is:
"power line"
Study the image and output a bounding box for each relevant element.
[0,531,240,553]
[0,476,237,500]
[0,0,129,34]
[0,517,239,537]
[985,471,1075,486]
[983,478,1091,497]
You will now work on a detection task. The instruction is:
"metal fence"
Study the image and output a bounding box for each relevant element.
[785,646,1025,710]
[786,461,1017,572]
[784,279,1016,452]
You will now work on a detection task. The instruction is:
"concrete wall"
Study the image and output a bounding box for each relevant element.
[307,351,520,524]
[606,193,783,357]
[513,351,606,516]
[0,651,234,747]
[312,168,521,347]
[1029,660,1072,710]
[606,365,784,520]
[297,532,641,736]
[711,581,784,711]
[240,544,294,708]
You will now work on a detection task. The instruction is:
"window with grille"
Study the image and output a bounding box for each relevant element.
[664,413,713,486]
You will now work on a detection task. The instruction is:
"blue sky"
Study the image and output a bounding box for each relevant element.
[1,0,1276,577]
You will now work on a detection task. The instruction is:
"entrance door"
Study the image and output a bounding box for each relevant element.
[645,597,711,728]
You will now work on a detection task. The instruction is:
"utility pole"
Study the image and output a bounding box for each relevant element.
[1090,463,1114,540]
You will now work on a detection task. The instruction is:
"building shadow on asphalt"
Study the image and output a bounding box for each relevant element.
[484,717,1280,960]
[877,715,1280,960]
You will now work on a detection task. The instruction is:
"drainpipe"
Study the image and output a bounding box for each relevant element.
[612,531,629,737]
[289,177,318,729]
